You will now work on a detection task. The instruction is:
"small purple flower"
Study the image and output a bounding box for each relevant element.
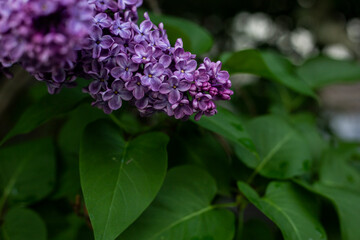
[98,43,124,69]
[86,61,109,94]
[133,20,152,42]
[110,13,132,39]
[159,76,191,104]
[213,61,230,84]
[175,60,197,81]
[93,13,112,28]
[125,74,147,99]
[102,80,133,110]
[132,44,153,64]
[192,93,213,111]
[111,54,139,81]
[84,25,114,58]
[141,63,164,91]
[172,99,193,120]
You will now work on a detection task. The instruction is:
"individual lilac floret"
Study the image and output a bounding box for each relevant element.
[125,74,147,99]
[84,26,114,58]
[159,76,191,104]
[132,44,153,64]
[93,13,112,28]
[110,13,132,39]
[141,64,164,91]
[111,54,139,81]
[102,80,133,110]
[172,99,193,120]
[174,60,197,81]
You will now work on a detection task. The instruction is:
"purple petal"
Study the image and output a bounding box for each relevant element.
[159,83,171,94]
[184,60,197,72]
[178,81,191,91]
[89,81,102,94]
[159,55,172,68]
[52,69,66,83]
[91,25,102,40]
[150,77,162,91]
[216,71,230,84]
[133,87,145,99]
[135,97,149,109]
[112,80,124,90]
[141,76,151,86]
[152,63,165,77]
[121,71,133,81]
[120,90,133,101]
[108,95,122,110]
[102,90,114,101]
[111,67,122,78]
[116,55,127,68]
[100,35,114,49]
[168,90,181,104]
[140,20,152,33]
[129,63,139,72]
[93,45,101,58]
[134,44,146,56]
[168,76,179,86]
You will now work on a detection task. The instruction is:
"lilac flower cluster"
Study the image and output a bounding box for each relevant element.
[0,0,233,120]
[82,1,233,120]
[0,0,93,93]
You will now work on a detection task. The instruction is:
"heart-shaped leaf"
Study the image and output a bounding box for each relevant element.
[119,165,235,240]
[80,120,169,240]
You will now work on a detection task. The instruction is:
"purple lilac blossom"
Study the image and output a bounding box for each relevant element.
[0,0,233,121]
[0,0,93,92]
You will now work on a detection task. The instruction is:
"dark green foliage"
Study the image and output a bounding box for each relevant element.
[2,11,360,240]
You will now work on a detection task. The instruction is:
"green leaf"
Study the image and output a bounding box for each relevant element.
[54,104,104,200]
[1,208,47,240]
[311,183,360,240]
[58,104,104,154]
[141,12,213,54]
[288,114,328,161]
[235,115,312,179]
[119,165,235,240]
[193,106,257,154]
[223,49,315,97]
[178,133,233,196]
[296,147,360,240]
[238,181,327,240]
[0,138,56,208]
[0,87,87,145]
[297,56,360,88]
[80,120,169,240]
[318,148,360,191]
